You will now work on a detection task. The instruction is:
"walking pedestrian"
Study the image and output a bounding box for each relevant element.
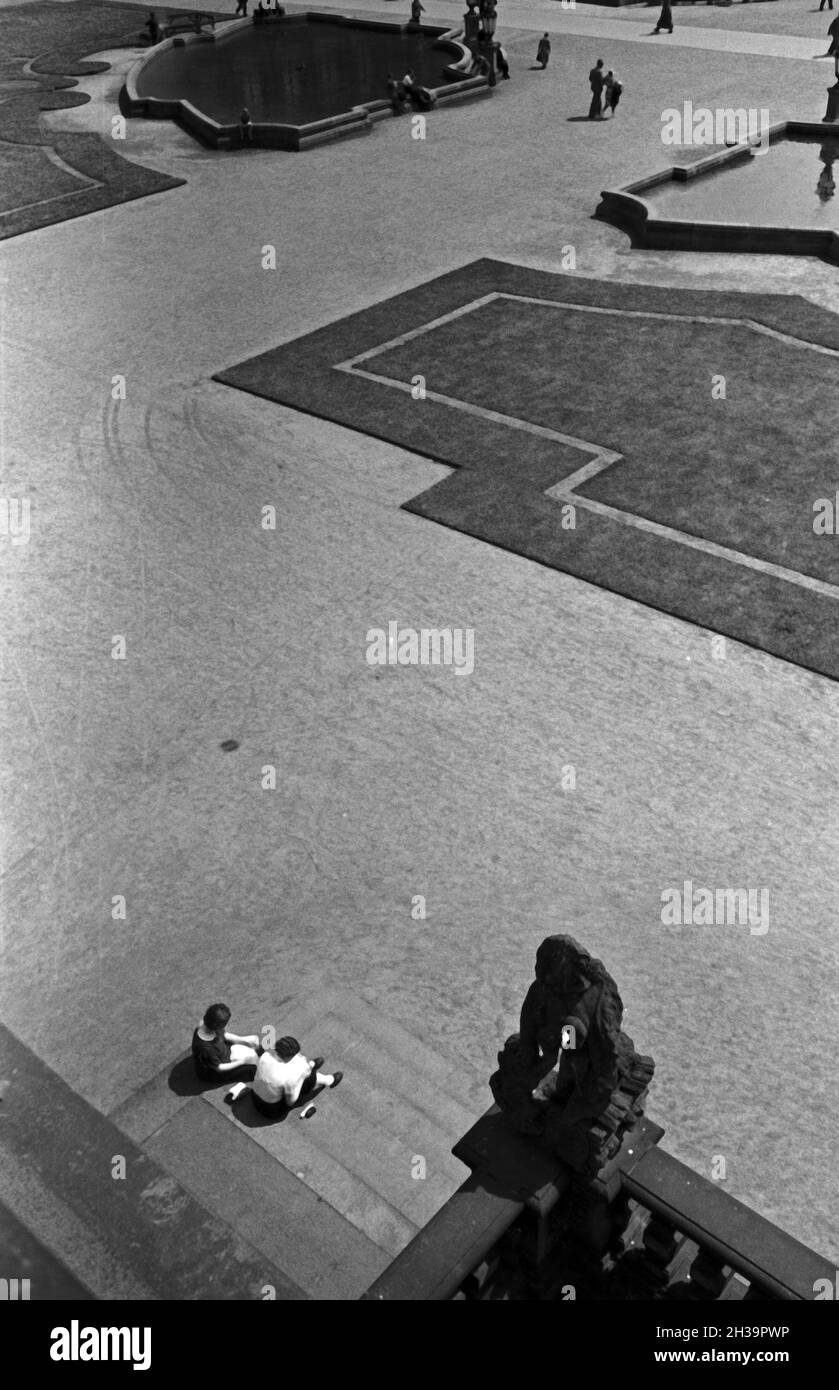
[819,0,834,13]
[654,0,673,33]
[588,57,605,118]
[410,0,425,22]
[826,13,839,52]
[235,0,248,13]
[239,107,253,145]
[536,33,551,69]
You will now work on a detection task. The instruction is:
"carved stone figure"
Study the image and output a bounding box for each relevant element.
[490,935,654,1176]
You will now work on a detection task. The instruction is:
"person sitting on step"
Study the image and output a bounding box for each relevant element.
[192,1002,260,1081]
[251,1034,342,1119]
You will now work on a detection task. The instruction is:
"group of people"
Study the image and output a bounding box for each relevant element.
[235,0,285,14]
[192,1002,343,1119]
[468,45,510,79]
[387,69,436,112]
[588,57,623,119]
[533,36,622,117]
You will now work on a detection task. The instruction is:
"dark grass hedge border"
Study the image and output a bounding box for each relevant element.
[0,132,185,240]
[0,1,232,238]
[214,258,839,683]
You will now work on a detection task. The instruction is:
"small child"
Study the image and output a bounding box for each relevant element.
[605,71,623,117]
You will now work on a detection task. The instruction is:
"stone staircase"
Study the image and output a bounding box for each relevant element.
[108,986,486,1299]
[1,991,486,1300]
[0,1021,304,1301]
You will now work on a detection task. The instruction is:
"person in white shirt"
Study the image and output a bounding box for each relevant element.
[252,1035,343,1119]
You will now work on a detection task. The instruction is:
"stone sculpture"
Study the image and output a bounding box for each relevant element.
[490,935,655,1177]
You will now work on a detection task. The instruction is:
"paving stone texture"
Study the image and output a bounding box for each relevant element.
[1,0,838,1282]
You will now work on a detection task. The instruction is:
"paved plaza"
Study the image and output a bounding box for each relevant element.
[1,0,838,1293]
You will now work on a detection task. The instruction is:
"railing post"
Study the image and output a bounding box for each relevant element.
[688,1248,728,1298]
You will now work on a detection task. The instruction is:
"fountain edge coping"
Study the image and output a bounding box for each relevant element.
[596,121,839,267]
[122,13,486,150]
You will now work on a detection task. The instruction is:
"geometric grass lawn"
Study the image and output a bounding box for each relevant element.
[0,1,198,239]
[216,259,839,682]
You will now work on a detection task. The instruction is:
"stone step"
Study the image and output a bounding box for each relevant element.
[110,984,484,1153]
[0,1199,97,1301]
[107,985,346,1144]
[0,1148,155,1302]
[314,1001,483,1155]
[308,985,486,1124]
[107,989,329,1145]
[205,1083,418,1258]
[108,1053,208,1145]
[312,1015,473,1193]
[0,1022,306,1301]
[251,983,484,1116]
[109,986,485,1267]
[235,992,483,1228]
[235,1063,458,1231]
[144,1096,388,1300]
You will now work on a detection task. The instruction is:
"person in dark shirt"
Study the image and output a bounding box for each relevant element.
[403,72,436,110]
[192,1002,260,1080]
[386,74,410,113]
[536,34,551,69]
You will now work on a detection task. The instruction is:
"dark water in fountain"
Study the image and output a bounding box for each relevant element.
[137,21,452,125]
[645,136,839,231]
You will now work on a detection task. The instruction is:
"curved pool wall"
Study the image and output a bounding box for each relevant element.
[596,121,839,265]
[123,13,486,151]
